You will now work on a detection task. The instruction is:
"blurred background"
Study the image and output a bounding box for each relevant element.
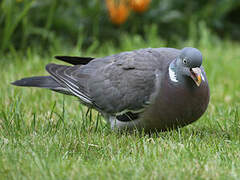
[1,0,240,55]
[1,2,240,178]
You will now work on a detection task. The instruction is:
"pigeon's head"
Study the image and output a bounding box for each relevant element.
[176,47,203,86]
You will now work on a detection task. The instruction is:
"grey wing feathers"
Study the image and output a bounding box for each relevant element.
[87,48,164,114]
[45,63,93,105]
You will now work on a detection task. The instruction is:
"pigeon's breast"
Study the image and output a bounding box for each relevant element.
[140,72,210,131]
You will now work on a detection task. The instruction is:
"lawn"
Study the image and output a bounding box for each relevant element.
[0,36,240,179]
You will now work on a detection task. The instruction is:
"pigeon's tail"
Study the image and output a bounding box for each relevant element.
[11,76,70,95]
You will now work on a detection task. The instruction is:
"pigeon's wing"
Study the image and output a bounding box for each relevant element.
[46,48,180,116]
[87,48,171,115]
[45,64,94,105]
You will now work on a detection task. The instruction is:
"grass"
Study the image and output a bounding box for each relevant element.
[0,34,240,179]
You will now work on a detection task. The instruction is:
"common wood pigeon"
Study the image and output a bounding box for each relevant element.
[12,47,210,131]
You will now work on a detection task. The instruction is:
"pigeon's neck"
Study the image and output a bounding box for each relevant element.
[168,60,179,83]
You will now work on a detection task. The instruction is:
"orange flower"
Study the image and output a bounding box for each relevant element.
[106,0,130,25]
[130,0,151,13]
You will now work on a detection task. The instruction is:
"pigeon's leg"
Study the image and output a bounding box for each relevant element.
[101,113,143,131]
[109,116,142,131]
[101,113,111,124]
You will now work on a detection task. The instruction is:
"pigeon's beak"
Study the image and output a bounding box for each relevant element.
[190,67,202,86]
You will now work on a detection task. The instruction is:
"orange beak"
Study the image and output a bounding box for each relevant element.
[190,67,202,87]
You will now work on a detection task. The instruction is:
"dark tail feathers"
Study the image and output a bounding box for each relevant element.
[55,56,94,65]
[11,76,71,95]
[11,76,59,88]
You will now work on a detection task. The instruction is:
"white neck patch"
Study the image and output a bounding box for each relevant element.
[201,73,205,82]
[169,66,178,82]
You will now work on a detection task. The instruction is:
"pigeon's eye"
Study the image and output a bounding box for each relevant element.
[183,58,187,64]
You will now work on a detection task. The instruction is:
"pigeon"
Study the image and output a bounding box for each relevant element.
[12,47,210,131]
